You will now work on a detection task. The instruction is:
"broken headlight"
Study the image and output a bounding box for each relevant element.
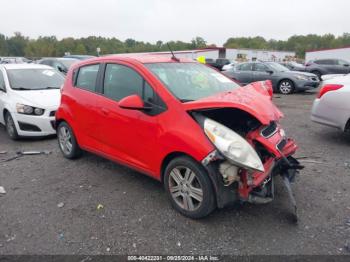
[204,118,264,172]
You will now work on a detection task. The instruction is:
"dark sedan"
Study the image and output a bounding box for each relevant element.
[37,58,79,75]
[222,62,319,94]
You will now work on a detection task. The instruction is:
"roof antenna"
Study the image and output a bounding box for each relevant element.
[167,43,180,62]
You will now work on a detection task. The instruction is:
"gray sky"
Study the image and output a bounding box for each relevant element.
[1,0,349,45]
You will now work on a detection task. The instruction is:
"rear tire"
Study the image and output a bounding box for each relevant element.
[5,112,19,140]
[278,79,294,94]
[57,121,82,159]
[164,156,216,219]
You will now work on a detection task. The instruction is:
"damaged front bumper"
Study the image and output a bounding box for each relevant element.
[202,122,303,221]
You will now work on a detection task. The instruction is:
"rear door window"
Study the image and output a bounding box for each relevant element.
[254,63,269,72]
[75,64,99,92]
[237,63,253,71]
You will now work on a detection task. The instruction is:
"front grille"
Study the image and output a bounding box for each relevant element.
[277,139,287,151]
[261,121,277,138]
[49,111,56,117]
[18,121,41,132]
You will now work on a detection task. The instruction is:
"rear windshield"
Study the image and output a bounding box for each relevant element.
[7,69,65,90]
[145,63,240,102]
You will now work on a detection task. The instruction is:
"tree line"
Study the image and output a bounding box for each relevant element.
[1,32,350,58]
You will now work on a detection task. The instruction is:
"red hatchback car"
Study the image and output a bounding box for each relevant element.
[56,55,302,219]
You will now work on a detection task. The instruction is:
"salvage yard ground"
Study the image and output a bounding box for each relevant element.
[0,90,350,255]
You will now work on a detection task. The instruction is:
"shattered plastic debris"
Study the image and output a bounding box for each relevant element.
[0,186,6,195]
[6,235,16,242]
[57,202,65,208]
[17,150,51,156]
[177,241,181,247]
[0,150,52,163]
[106,247,111,252]
[97,204,104,210]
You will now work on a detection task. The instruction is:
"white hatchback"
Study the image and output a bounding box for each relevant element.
[0,64,65,139]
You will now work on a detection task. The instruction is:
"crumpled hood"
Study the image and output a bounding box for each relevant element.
[14,89,61,108]
[183,82,283,125]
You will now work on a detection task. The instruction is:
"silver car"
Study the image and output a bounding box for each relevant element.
[311,74,350,132]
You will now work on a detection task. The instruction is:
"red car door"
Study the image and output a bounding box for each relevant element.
[95,63,166,176]
[70,63,103,149]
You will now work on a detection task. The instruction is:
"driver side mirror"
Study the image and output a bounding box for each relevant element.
[344,64,349,67]
[119,94,152,111]
[266,70,274,74]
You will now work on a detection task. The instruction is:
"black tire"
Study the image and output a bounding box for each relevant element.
[278,79,294,95]
[311,70,322,80]
[5,112,19,140]
[164,156,216,219]
[57,121,82,159]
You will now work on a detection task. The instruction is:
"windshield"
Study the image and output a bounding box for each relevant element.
[58,59,78,69]
[146,63,240,102]
[266,62,290,72]
[7,69,65,90]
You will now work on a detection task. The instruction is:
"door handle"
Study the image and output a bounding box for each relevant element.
[101,108,109,115]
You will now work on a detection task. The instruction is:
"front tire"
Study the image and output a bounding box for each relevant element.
[57,121,82,159]
[5,112,19,140]
[278,79,294,94]
[164,156,216,219]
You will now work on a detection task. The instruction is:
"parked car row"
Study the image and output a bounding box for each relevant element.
[220,58,350,81]
[0,55,303,221]
[222,61,319,94]
[0,57,32,64]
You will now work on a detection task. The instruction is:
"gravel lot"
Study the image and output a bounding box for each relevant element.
[0,89,350,255]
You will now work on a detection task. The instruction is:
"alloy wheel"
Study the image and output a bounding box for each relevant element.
[58,126,73,155]
[168,166,203,211]
[279,81,293,94]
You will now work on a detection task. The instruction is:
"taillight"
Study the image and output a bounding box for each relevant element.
[317,84,343,98]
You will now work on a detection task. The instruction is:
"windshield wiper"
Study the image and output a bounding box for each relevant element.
[44,86,60,89]
[12,87,32,90]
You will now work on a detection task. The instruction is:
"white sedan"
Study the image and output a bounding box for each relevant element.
[0,64,65,139]
[311,74,350,132]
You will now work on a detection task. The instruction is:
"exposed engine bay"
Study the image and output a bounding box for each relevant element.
[192,107,304,222]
